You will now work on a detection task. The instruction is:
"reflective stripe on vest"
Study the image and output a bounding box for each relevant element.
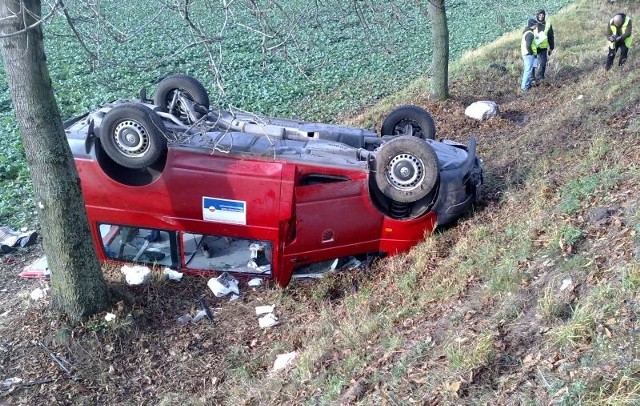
[533,19,551,48]
[521,30,537,56]
[610,16,633,49]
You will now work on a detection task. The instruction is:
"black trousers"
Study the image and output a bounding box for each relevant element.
[533,48,548,80]
[606,43,630,70]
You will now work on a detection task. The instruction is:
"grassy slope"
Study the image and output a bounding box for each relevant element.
[2,0,640,405]
[225,1,640,404]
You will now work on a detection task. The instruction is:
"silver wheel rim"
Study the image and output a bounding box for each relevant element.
[386,153,425,191]
[114,119,150,157]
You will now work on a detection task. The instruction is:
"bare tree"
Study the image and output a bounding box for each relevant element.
[0,0,110,324]
[428,0,449,100]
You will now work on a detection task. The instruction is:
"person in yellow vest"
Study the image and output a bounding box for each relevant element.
[532,9,555,81]
[606,13,633,71]
[521,19,538,91]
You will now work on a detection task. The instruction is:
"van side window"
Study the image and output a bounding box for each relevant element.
[182,232,272,275]
[99,224,175,267]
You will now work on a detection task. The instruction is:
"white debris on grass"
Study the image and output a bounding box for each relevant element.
[560,277,573,291]
[121,265,152,285]
[104,313,116,322]
[163,268,183,281]
[177,314,193,325]
[229,294,240,302]
[258,313,279,328]
[207,272,240,298]
[272,352,298,372]
[30,287,47,301]
[1,377,22,390]
[192,310,208,323]
[255,304,276,315]
[247,278,262,287]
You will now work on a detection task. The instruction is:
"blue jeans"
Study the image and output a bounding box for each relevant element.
[521,54,536,90]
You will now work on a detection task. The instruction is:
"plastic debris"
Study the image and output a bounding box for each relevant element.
[272,352,298,372]
[192,310,208,323]
[30,287,47,301]
[255,304,276,316]
[105,313,116,322]
[341,257,362,271]
[1,377,22,390]
[247,278,263,287]
[229,294,240,301]
[330,258,340,270]
[258,313,279,328]
[0,226,38,253]
[20,256,49,279]
[207,272,240,297]
[121,265,151,285]
[177,314,193,325]
[560,277,573,291]
[163,268,183,281]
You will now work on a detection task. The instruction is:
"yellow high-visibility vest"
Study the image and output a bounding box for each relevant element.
[534,19,551,49]
[609,16,633,49]
[521,30,537,56]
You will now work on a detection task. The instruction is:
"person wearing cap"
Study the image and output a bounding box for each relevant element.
[521,18,538,91]
[606,13,633,70]
[532,9,555,80]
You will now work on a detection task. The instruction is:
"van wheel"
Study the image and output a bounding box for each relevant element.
[374,136,439,203]
[381,105,436,140]
[153,74,210,121]
[99,103,168,169]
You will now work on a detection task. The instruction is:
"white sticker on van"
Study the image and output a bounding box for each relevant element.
[202,197,247,225]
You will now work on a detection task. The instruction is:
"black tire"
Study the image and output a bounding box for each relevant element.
[99,103,168,169]
[374,136,439,203]
[153,74,210,118]
[381,105,436,140]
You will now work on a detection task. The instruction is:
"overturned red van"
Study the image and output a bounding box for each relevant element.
[64,75,482,286]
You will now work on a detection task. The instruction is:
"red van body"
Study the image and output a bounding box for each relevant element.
[64,76,480,286]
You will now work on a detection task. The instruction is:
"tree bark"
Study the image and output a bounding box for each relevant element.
[428,0,449,100]
[0,0,110,324]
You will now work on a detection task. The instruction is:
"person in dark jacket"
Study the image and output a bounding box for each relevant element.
[521,18,538,91]
[532,9,555,80]
[606,13,633,70]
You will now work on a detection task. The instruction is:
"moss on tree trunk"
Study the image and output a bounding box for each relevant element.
[0,0,110,324]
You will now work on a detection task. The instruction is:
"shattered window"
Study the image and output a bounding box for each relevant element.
[182,233,272,275]
[98,224,175,267]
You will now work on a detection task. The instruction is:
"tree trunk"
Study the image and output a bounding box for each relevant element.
[0,0,110,324]
[428,0,449,100]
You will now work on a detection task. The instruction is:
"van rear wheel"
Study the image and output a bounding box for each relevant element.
[99,103,168,169]
[374,136,439,203]
[153,74,210,123]
[381,105,436,140]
